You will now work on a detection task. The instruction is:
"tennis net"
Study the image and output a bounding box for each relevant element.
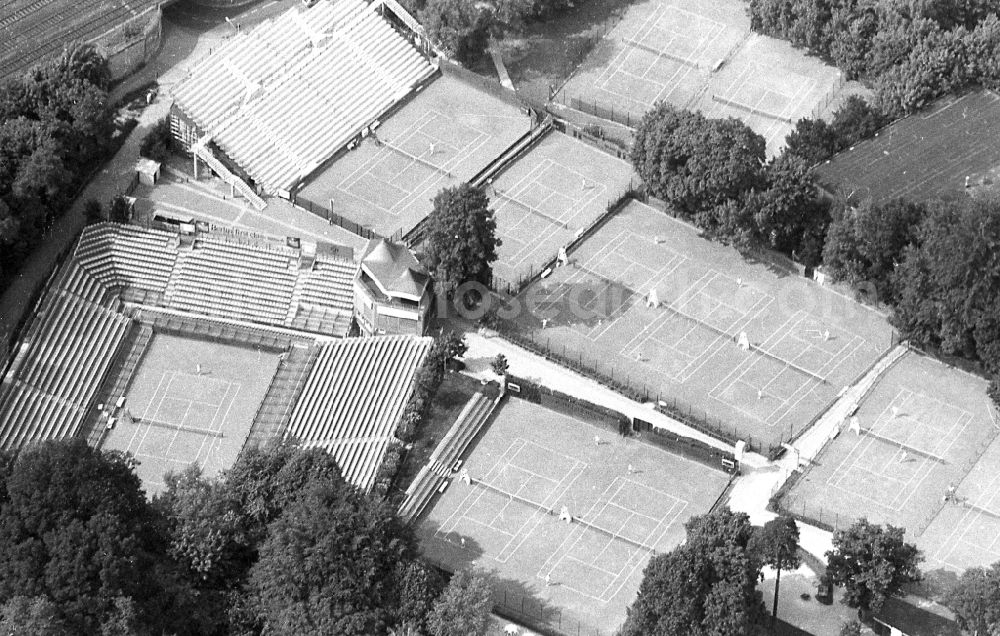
[137,418,225,438]
[494,189,572,231]
[624,39,699,69]
[377,136,453,177]
[473,479,660,555]
[861,429,946,464]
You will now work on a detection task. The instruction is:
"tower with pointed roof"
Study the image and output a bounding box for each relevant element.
[354,238,432,336]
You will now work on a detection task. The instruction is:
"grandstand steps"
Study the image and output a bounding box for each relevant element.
[193,142,267,210]
[398,390,500,523]
[244,344,322,453]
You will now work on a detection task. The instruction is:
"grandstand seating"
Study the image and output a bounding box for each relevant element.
[74,223,356,335]
[398,391,498,522]
[0,265,132,451]
[172,0,435,193]
[76,223,178,293]
[285,335,432,490]
[169,236,298,325]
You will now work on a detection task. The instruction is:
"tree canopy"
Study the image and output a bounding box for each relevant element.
[825,518,922,613]
[425,570,493,636]
[0,45,114,291]
[632,103,766,221]
[748,0,1000,116]
[0,439,171,634]
[750,515,801,625]
[422,183,500,294]
[945,561,1000,635]
[620,508,764,636]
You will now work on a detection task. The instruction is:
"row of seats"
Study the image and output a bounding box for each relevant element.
[174,0,434,192]
[0,273,132,451]
[296,259,357,311]
[398,391,496,522]
[285,335,432,490]
[76,224,178,293]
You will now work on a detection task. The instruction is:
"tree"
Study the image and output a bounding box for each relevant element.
[0,440,171,634]
[422,183,500,294]
[892,194,1000,366]
[425,570,493,636]
[822,197,926,302]
[749,153,829,263]
[419,0,489,63]
[83,198,103,224]
[831,95,889,148]
[0,596,69,636]
[139,117,172,163]
[491,353,508,375]
[751,515,801,626]
[247,480,419,635]
[632,104,766,220]
[783,117,839,166]
[107,195,131,223]
[620,508,764,636]
[825,518,922,615]
[945,562,1000,635]
[839,618,863,636]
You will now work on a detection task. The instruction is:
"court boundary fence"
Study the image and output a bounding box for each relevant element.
[506,374,737,474]
[491,317,784,456]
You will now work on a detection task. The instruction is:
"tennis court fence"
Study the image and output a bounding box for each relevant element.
[506,374,738,472]
[293,194,404,243]
[490,187,643,296]
[493,324,784,457]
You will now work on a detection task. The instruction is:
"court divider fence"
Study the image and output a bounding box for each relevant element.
[491,319,785,458]
[505,374,738,474]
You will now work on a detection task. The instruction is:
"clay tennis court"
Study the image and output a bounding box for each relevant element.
[418,397,730,635]
[101,333,280,494]
[508,200,891,450]
[297,75,531,238]
[781,351,1000,571]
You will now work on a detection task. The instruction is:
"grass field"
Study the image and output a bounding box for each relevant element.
[490,131,638,287]
[781,351,1000,571]
[508,200,891,450]
[101,333,280,494]
[417,397,731,635]
[815,90,1000,205]
[558,0,844,155]
[296,75,531,239]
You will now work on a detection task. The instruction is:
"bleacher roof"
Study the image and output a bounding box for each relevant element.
[815,90,1000,205]
[75,223,358,337]
[285,335,431,491]
[172,0,435,193]
[0,0,158,81]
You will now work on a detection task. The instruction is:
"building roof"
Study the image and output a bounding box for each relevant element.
[361,238,429,300]
[285,335,432,490]
[0,0,159,81]
[815,90,1000,205]
[172,0,435,193]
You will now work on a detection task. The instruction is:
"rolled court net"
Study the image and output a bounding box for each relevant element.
[472,478,661,556]
[494,189,572,231]
[375,136,453,177]
[134,417,225,438]
[571,263,827,384]
[861,428,946,464]
[623,39,699,69]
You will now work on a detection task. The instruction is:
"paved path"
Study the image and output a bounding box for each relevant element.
[462,330,735,453]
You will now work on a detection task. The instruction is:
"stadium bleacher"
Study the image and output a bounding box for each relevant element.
[172,0,436,194]
[76,223,358,336]
[285,335,432,491]
[0,264,132,451]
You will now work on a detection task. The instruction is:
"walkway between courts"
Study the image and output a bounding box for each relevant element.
[461,330,735,453]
